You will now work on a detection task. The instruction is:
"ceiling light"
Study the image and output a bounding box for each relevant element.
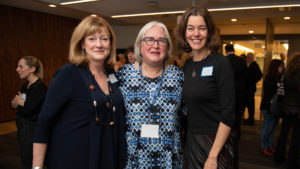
[231,18,237,22]
[111,3,300,18]
[48,4,57,7]
[60,0,99,5]
[91,14,97,17]
[249,30,254,34]
[284,16,291,20]
[234,44,254,53]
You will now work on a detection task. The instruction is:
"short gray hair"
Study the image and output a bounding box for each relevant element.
[134,21,173,63]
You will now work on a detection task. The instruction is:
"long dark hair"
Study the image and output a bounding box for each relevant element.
[265,59,284,81]
[285,52,300,80]
[174,5,220,53]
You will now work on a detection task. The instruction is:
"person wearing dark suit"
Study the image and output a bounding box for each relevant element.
[32,16,126,169]
[244,52,262,125]
[225,44,248,169]
[11,56,47,169]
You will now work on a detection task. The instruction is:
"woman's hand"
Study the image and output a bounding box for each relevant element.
[11,92,24,108]
[204,156,218,169]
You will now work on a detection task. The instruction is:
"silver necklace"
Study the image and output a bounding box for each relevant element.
[192,52,209,78]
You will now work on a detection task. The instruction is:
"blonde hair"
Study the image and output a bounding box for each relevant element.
[134,21,173,63]
[69,16,116,68]
[22,56,44,79]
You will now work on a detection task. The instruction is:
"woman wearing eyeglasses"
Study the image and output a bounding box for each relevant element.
[117,21,186,168]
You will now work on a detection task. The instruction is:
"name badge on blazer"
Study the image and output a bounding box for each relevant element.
[201,66,214,77]
[108,74,118,84]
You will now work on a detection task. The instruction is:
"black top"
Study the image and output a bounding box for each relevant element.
[182,53,235,134]
[260,77,279,111]
[283,76,300,107]
[247,61,262,93]
[34,63,126,169]
[17,78,47,121]
[227,54,248,97]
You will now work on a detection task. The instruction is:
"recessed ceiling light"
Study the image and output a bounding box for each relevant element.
[249,30,254,34]
[284,16,291,20]
[60,0,99,5]
[48,4,57,8]
[231,18,237,22]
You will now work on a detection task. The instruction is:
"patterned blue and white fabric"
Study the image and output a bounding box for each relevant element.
[117,63,186,169]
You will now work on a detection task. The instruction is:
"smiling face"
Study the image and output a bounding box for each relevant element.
[185,15,208,52]
[16,58,34,79]
[81,30,111,64]
[140,25,168,66]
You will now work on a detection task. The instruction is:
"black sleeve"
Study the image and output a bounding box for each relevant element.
[20,83,47,117]
[216,57,236,127]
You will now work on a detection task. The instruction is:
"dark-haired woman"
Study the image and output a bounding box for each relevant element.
[174,5,235,169]
[260,59,284,156]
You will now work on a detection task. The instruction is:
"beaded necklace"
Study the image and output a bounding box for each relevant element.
[88,68,116,126]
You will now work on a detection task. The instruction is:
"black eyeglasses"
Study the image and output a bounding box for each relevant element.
[143,37,168,47]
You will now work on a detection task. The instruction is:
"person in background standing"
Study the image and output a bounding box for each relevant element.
[11,56,47,169]
[175,5,236,169]
[244,52,262,125]
[32,16,126,169]
[259,59,284,156]
[125,46,135,64]
[274,53,300,169]
[225,44,248,169]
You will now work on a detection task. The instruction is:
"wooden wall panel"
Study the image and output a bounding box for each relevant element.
[0,5,79,121]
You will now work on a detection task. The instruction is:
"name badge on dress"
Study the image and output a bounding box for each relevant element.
[140,124,159,138]
[201,66,214,77]
[108,74,118,84]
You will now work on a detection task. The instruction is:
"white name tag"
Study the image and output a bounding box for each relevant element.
[140,124,159,138]
[201,66,214,77]
[108,74,118,84]
[21,93,26,100]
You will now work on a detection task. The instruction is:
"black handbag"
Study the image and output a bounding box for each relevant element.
[269,93,283,118]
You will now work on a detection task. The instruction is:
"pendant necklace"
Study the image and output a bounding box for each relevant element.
[192,50,209,78]
[88,69,116,126]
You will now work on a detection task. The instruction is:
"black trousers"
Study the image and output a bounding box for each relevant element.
[245,92,255,122]
[274,114,300,169]
[16,115,36,169]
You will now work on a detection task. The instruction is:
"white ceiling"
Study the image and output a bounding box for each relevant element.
[1,0,300,34]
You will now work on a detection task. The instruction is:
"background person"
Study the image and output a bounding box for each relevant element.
[11,56,47,169]
[259,59,284,156]
[32,16,126,169]
[244,52,262,125]
[125,46,135,63]
[175,5,235,169]
[274,53,300,169]
[225,44,248,169]
[117,21,186,168]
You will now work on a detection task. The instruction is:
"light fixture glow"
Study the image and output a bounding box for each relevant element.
[231,18,237,22]
[111,3,300,18]
[234,44,254,53]
[284,16,291,20]
[283,44,289,50]
[48,4,57,7]
[60,0,99,5]
[91,14,97,17]
[249,30,254,34]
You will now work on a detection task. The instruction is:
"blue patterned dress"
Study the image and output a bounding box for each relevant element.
[117,63,186,169]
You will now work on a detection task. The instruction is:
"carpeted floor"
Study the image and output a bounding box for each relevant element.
[0,132,21,169]
[0,120,296,169]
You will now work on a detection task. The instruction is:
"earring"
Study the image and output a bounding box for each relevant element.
[82,48,86,56]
